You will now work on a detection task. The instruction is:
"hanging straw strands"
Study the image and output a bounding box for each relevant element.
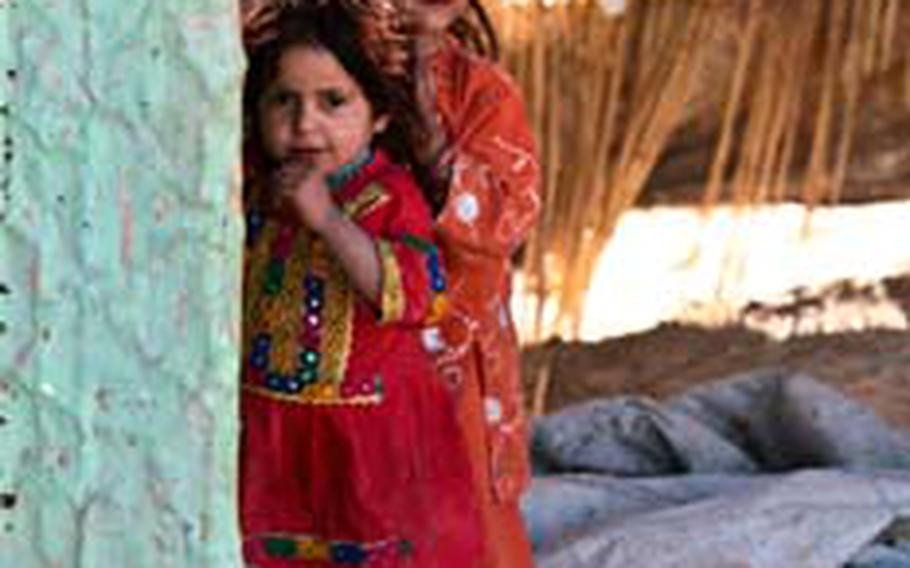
[491,0,720,339]
[488,0,909,342]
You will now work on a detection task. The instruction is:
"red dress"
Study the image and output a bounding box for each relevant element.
[240,151,482,567]
[425,42,542,568]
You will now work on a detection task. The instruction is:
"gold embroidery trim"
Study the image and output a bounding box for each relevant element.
[243,221,277,326]
[314,240,355,389]
[274,231,312,374]
[341,182,390,220]
[377,240,405,323]
[245,222,295,369]
[243,384,382,406]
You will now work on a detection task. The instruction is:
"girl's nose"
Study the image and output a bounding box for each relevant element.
[293,101,316,133]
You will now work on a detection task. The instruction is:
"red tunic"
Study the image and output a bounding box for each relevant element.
[425,42,542,568]
[240,151,482,567]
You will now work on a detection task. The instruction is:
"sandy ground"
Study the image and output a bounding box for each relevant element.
[522,276,910,429]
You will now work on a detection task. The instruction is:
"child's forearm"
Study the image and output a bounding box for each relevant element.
[316,206,382,303]
[415,50,449,164]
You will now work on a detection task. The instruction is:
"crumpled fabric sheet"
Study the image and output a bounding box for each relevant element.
[525,370,910,567]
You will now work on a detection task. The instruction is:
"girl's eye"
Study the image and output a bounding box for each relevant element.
[269,90,297,108]
[321,90,348,109]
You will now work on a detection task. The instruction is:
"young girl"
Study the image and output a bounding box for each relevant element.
[406,1,542,567]
[240,2,482,566]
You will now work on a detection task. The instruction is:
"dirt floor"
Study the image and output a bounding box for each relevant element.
[522,276,910,429]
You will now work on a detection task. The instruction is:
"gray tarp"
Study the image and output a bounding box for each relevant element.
[525,370,910,567]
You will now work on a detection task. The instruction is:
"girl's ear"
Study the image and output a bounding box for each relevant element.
[373,114,390,135]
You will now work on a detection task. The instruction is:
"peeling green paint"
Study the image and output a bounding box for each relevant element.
[1,1,245,566]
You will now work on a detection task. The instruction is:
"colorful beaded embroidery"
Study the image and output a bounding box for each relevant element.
[402,234,448,322]
[256,533,414,565]
[243,220,382,405]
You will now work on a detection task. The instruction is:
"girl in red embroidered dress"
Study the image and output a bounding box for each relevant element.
[240,3,481,566]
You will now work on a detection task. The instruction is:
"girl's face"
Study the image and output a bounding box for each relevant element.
[409,0,468,34]
[258,45,388,173]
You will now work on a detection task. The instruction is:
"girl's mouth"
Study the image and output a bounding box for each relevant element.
[284,148,323,167]
[288,148,323,158]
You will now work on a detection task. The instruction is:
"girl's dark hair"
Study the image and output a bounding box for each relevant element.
[243,1,447,214]
[449,0,500,60]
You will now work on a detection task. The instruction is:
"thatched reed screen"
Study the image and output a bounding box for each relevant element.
[486,0,909,342]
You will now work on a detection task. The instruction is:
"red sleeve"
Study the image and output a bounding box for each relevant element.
[374,172,447,326]
[435,61,541,257]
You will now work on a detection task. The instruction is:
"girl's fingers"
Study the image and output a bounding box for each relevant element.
[274,160,315,189]
[242,2,280,47]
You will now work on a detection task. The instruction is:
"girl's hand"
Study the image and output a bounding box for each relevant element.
[273,159,339,234]
[273,158,382,303]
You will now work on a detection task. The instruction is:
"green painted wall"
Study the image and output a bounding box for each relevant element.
[0,1,245,566]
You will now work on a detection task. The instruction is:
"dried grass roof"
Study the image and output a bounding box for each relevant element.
[492,0,910,339]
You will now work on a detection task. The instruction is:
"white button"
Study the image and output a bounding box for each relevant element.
[455,193,479,223]
[499,305,510,329]
[421,326,446,353]
[484,397,503,424]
